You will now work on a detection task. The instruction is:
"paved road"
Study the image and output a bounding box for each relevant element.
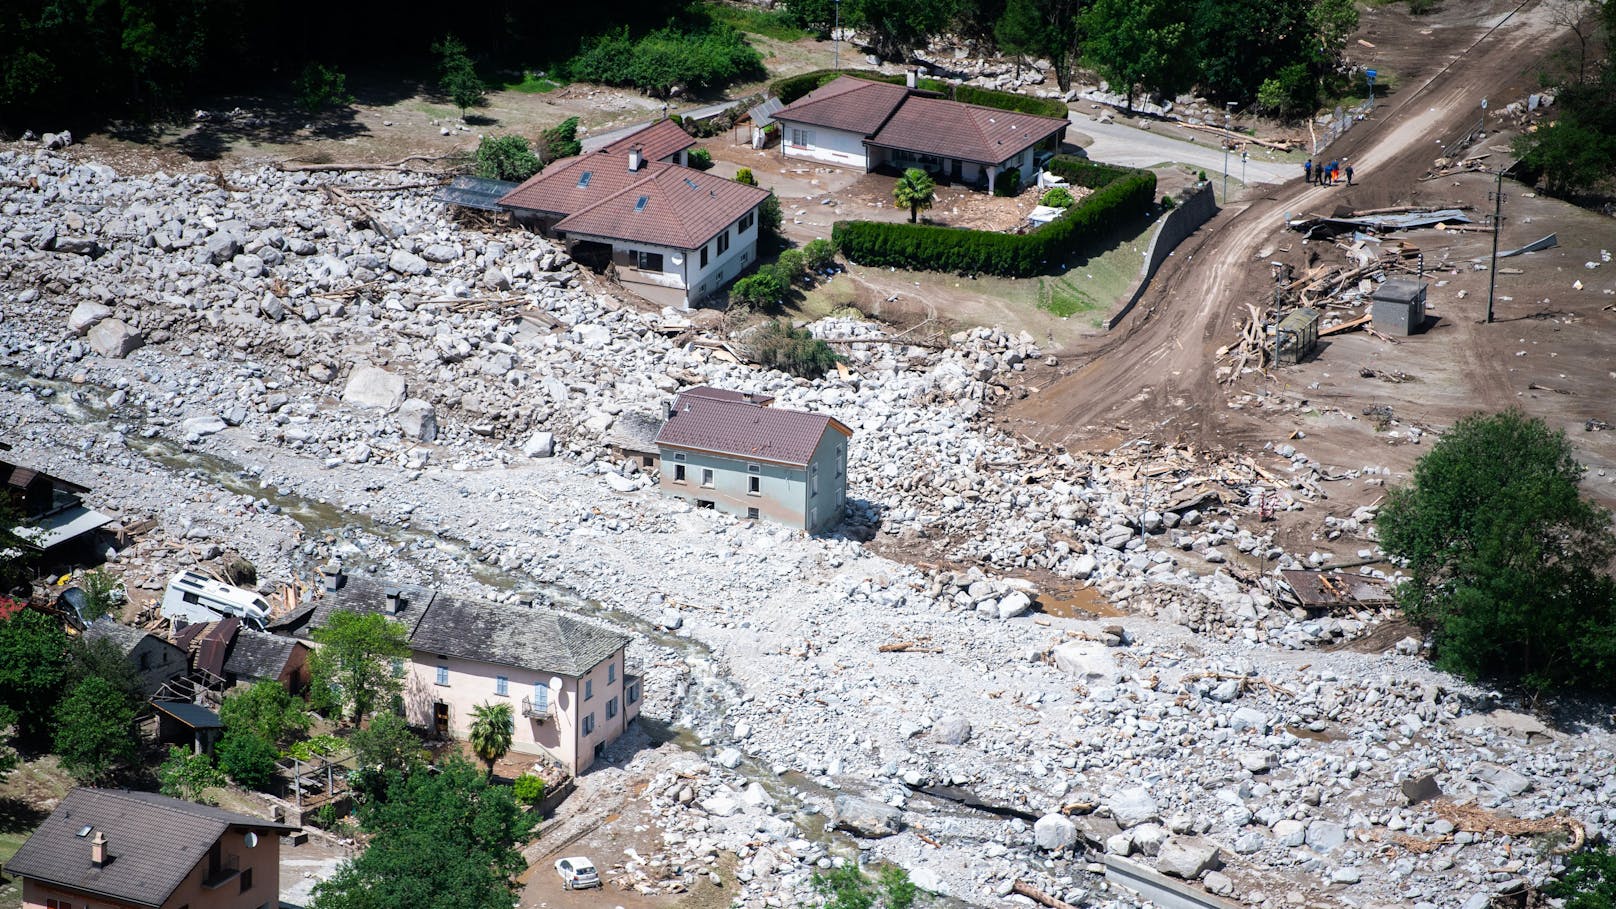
[1066,113,1295,186]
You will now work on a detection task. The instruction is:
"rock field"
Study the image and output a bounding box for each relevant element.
[2,145,1612,909]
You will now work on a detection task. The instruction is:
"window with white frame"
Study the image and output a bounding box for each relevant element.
[836,443,845,477]
[748,475,760,495]
[495,676,508,696]
[674,464,687,482]
[701,468,715,488]
[810,463,819,497]
[789,127,814,147]
[436,665,449,686]
[533,682,548,712]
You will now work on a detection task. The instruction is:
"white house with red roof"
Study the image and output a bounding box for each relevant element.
[499,120,769,308]
[653,387,852,533]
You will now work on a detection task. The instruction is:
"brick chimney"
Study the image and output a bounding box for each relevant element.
[627,145,644,172]
[90,831,108,867]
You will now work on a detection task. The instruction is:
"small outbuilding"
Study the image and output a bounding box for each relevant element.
[1274,308,1320,365]
[1371,278,1428,336]
[150,700,223,755]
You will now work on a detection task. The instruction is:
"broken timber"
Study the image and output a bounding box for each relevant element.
[904,782,1041,822]
[1012,881,1081,909]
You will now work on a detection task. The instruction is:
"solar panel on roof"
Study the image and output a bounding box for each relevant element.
[634,196,649,212]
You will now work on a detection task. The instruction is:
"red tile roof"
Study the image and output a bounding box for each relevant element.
[499,150,652,217]
[772,75,912,135]
[554,163,768,251]
[654,390,851,467]
[604,118,697,162]
[867,95,1068,165]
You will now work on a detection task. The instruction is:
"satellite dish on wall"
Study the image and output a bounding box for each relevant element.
[548,677,564,698]
[243,832,259,848]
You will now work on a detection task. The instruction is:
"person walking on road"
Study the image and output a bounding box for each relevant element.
[1345,162,1354,186]
[1327,160,1339,185]
[1304,159,1313,184]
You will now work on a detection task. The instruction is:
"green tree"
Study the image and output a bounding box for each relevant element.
[512,773,546,805]
[538,116,582,162]
[1308,0,1360,70]
[785,0,840,36]
[735,167,758,186]
[892,168,936,222]
[846,0,961,61]
[759,193,783,238]
[311,758,536,909]
[435,34,484,117]
[0,607,68,744]
[159,746,225,802]
[1191,0,1311,101]
[1514,3,1616,198]
[67,635,145,707]
[468,702,514,778]
[994,0,1043,78]
[802,238,837,271]
[308,611,411,725]
[0,496,39,595]
[53,676,138,784]
[687,147,714,170]
[79,569,122,622]
[809,863,920,909]
[747,319,840,379]
[1080,0,1192,112]
[220,680,310,746]
[1378,410,1616,694]
[879,866,918,909]
[1548,847,1616,909]
[351,711,424,774]
[216,731,280,790]
[1256,62,1319,120]
[293,63,353,115]
[474,135,542,182]
[731,271,787,309]
[0,705,20,782]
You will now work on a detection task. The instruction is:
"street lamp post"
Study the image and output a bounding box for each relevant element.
[833,0,841,72]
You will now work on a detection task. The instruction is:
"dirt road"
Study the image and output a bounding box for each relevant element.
[1009,0,1572,450]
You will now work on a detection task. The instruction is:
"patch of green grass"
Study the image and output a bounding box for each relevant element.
[502,72,564,94]
[0,831,25,909]
[1036,274,1104,317]
[698,1,809,42]
[793,273,860,321]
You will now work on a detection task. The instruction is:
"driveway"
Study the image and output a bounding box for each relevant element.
[1066,112,1295,186]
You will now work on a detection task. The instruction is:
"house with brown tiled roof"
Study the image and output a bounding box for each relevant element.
[499,120,768,308]
[772,74,1068,192]
[654,386,852,533]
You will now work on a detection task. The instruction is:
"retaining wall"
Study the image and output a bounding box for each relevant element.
[1107,182,1219,330]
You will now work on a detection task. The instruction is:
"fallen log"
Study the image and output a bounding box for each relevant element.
[1012,881,1082,909]
[278,153,458,173]
[878,641,943,653]
[906,783,1041,822]
[1320,314,1372,337]
[1178,121,1294,152]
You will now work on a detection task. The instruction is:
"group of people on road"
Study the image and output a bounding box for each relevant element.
[1303,158,1353,186]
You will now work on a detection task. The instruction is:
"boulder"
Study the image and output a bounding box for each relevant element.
[181,416,227,438]
[1033,814,1078,851]
[522,431,555,458]
[1229,706,1269,733]
[1156,838,1222,879]
[342,365,406,412]
[87,319,143,358]
[1052,641,1121,685]
[397,398,438,442]
[1108,786,1159,828]
[205,233,241,265]
[716,747,743,769]
[1471,762,1532,797]
[933,714,972,745]
[996,590,1032,619]
[388,249,430,276]
[833,795,903,838]
[68,301,113,335]
[53,236,100,257]
[1305,820,1346,851]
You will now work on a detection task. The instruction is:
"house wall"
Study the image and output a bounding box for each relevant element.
[804,428,851,534]
[130,636,187,694]
[23,827,282,909]
[658,447,809,529]
[401,645,632,775]
[592,204,760,309]
[685,210,760,304]
[779,122,870,169]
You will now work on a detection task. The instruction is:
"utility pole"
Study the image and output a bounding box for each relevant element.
[1486,168,1505,323]
[1222,102,1235,201]
[833,0,842,71]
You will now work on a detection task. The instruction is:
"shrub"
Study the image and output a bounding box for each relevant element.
[1040,186,1075,208]
[1256,62,1319,120]
[566,25,763,97]
[833,156,1155,277]
[538,116,582,162]
[475,135,542,182]
[159,746,224,803]
[1161,194,1176,208]
[513,773,547,805]
[293,63,353,115]
[1547,847,1616,909]
[434,35,484,116]
[759,193,782,238]
[993,167,1022,197]
[747,319,839,379]
[802,238,836,271]
[217,731,280,790]
[730,271,786,309]
[1045,157,1133,188]
[687,147,714,170]
[734,167,757,186]
[768,69,1067,118]
[770,249,806,287]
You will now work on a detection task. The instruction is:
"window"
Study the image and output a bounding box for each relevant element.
[836,444,845,477]
[739,210,755,233]
[634,195,649,212]
[810,504,819,527]
[810,463,820,497]
[683,177,700,190]
[635,250,664,271]
[789,127,814,147]
[701,468,714,488]
[581,712,595,736]
[139,652,151,671]
[436,666,449,686]
[608,662,617,684]
[533,682,548,712]
[241,868,253,893]
[673,464,687,483]
[747,507,759,520]
[585,679,594,701]
[627,683,640,705]
[717,230,729,255]
[606,697,619,719]
[46,900,71,909]
[390,658,404,678]
[182,591,200,605]
[495,676,509,696]
[748,475,760,495]
[700,244,709,268]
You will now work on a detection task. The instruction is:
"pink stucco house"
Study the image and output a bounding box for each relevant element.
[271,571,640,775]
[3,788,296,909]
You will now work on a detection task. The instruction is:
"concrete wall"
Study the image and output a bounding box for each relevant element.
[780,123,869,169]
[1108,182,1218,330]
[402,645,631,775]
[24,828,282,909]
[130,636,187,694]
[660,447,809,527]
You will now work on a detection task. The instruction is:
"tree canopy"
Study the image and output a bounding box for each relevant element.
[468,702,514,778]
[1515,0,1616,199]
[220,680,311,746]
[0,607,69,744]
[1378,410,1616,694]
[1079,0,1190,112]
[350,711,424,775]
[54,676,139,784]
[311,758,536,909]
[474,135,542,182]
[309,611,411,725]
[892,168,937,223]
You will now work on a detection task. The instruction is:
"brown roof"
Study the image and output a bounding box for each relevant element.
[654,390,850,467]
[603,118,697,162]
[867,95,1068,165]
[0,458,89,493]
[499,150,655,217]
[4,788,293,907]
[773,76,913,135]
[554,163,768,251]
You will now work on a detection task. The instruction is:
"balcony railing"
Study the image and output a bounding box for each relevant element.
[201,856,240,889]
[521,695,553,720]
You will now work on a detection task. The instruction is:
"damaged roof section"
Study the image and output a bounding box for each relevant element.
[1289,209,1473,238]
[1279,569,1396,609]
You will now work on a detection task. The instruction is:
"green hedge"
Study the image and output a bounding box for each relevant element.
[831,157,1156,277]
[769,69,1068,119]
[1044,157,1135,189]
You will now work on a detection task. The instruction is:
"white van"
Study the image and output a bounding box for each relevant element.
[160,570,270,630]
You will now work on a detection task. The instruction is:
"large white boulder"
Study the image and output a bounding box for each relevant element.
[87,319,143,358]
[342,365,406,412]
[1053,641,1121,685]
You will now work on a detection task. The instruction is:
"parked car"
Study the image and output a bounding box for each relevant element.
[554,856,600,890]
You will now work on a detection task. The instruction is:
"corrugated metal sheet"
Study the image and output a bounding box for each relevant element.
[749,96,784,128]
[437,176,520,211]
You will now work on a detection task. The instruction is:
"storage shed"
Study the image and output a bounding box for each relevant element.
[1275,308,1320,365]
[1371,279,1427,335]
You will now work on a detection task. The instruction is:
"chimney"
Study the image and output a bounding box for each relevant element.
[906,69,917,89]
[383,587,403,615]
[320,564,345,593]
[627,145,643,172]
[664,401,673,421]
[742,392,755,404]
[90,831,108,868]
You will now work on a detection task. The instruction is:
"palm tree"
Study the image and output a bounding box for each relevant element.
[468,702,514,779]
[892,167,936,223]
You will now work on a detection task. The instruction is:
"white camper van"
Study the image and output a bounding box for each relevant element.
[160,570,270,630]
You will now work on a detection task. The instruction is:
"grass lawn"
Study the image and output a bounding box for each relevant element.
[502,72,564,94]
[697,1,810,42]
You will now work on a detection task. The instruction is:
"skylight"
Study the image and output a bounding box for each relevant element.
[577,172,592,188]
[634,196,649,212]
[683,177,699,190]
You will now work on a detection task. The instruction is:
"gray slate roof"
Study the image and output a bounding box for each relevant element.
[4,788,293,908]
[269,574,436,642]
[224,628,303,682]
[151,700,222,730]
[410,593,629,677]
[82,618,151,658]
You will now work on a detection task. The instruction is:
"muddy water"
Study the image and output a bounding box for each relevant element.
[4,369,859,855]
[1036,585,1124,618]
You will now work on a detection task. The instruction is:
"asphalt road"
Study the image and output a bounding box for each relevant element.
[1066,113,1296,186]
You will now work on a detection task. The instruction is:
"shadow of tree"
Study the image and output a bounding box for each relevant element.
[0,796,48,834]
